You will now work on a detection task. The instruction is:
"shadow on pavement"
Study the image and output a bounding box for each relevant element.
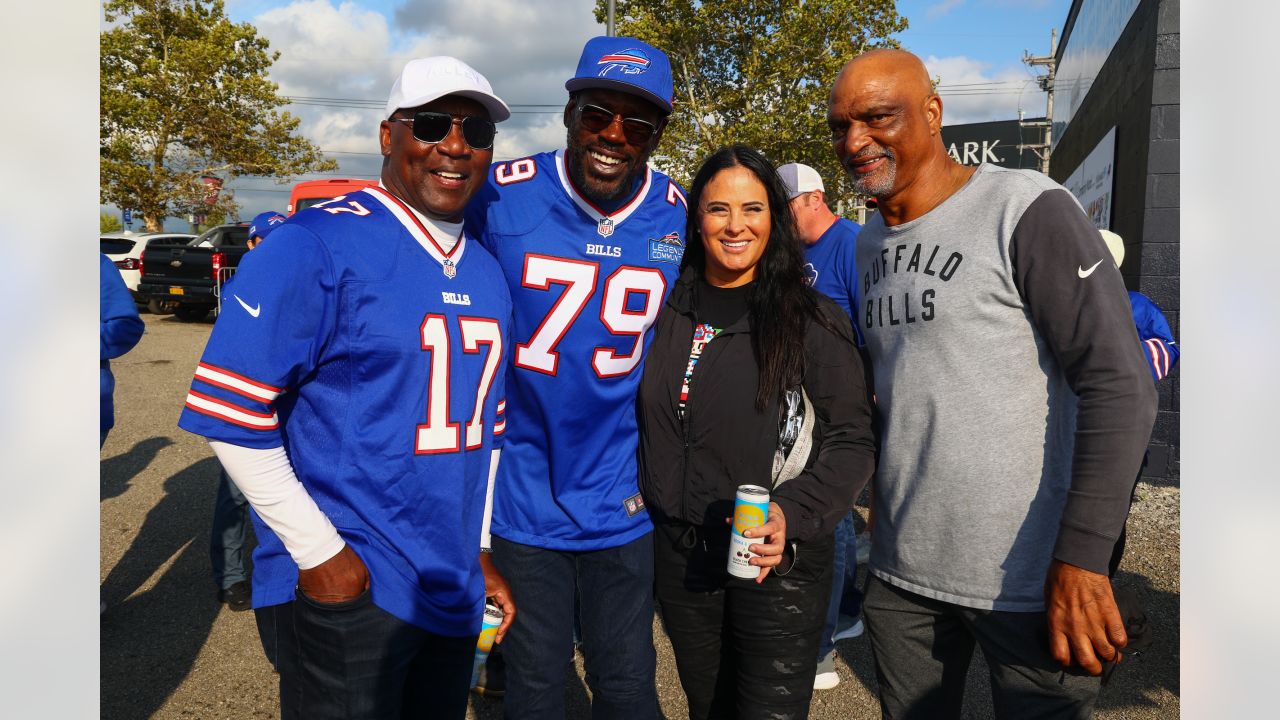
[100,436,174,502]
[101,456,222,720]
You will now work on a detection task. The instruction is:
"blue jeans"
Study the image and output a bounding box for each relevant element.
[818,512,863,660]
[491,533,658,720]
[210,469,250,589]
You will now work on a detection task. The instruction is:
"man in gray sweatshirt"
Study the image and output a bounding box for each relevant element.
[827,49,1157,718]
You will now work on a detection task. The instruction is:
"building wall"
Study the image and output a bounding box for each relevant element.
[1050,0,1180,484]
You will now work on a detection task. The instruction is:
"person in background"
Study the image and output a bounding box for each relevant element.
[778,161,869,691]
[101,252,145,449]
[637,144,876,719]
[101,251,145,615]
[208,210,286,613]
[1100,228,1180,577]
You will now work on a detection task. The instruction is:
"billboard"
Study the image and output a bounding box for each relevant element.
[940,119,1047,170]
[1062,126,1116,230]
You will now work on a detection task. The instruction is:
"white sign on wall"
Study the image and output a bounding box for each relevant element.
[1063,126,1116,230]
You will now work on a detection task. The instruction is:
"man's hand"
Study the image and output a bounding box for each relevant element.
[745,502,787,583]
[297,544,369,604]
[479,552,516,643]
[1044,559,1127,675]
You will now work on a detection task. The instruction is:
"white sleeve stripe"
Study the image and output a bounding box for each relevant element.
[195,364,281,403]
[186,392,280,429]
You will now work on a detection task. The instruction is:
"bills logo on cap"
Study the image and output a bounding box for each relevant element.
[597,49,651,76]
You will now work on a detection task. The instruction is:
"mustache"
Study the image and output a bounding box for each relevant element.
[843,145,895,169]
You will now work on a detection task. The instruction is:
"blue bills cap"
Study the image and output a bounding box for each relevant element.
[249,211,286,240]
[565,36,673,114]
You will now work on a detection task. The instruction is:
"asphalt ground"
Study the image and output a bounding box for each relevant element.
[101,312,1180,719]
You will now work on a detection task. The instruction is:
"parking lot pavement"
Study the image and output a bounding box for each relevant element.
[101,313,1179,719]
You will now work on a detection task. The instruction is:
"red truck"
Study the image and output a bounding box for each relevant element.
[288,178,378,215]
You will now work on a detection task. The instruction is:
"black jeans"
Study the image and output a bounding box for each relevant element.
[257,591,477,720]
[653,521,832,720]
[490,533,659,720]
[862,575,1100,720]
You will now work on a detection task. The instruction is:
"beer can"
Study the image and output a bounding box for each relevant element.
[470,602,504,689]
[727,484,770,579]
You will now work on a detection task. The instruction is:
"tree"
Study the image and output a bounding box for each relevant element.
[594,0,907,209]
[101,211,124,233]
[101,0,336,231]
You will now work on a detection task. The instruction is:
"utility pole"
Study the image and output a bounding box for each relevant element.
[607,0,615,36]
[1020,29,1057,175]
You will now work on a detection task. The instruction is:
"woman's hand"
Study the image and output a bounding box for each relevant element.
[745,502,787,583]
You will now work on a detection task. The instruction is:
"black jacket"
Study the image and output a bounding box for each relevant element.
[637,267,877,545]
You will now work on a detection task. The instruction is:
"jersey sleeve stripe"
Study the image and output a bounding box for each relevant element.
[494,417,506,435]
[497,399,506,414]
[185,389,280,429]
[195,363,283,403]
[1144,339,1167,379]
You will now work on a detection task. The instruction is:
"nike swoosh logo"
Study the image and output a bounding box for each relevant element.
[1077,259,1104,278]
[234,295,261,318]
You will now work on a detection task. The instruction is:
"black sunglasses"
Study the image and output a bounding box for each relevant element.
[391,111,497,150]
[575,103,659,145]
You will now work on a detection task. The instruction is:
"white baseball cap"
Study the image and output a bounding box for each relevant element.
[777,163,825,200]
[385,56,511,122]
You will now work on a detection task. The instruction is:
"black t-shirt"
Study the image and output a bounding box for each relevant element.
[695,279,752,328]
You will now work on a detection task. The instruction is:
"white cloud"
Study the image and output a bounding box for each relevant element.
[923,54,1048,125]
[926,0,966,20]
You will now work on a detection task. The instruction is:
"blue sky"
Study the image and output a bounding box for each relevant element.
[110,0,1072,229]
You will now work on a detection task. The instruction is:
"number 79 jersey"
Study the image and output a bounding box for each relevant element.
[178,188,512,635]
[465,150,687,551]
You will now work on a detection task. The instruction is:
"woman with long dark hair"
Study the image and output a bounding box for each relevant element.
[637,144,877,718]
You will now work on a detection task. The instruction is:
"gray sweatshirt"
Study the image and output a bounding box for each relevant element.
[857,163,1156,611]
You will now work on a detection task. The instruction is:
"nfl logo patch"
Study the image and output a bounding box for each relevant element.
[597,217,615,237]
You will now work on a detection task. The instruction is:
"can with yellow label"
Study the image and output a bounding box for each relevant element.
[728,484,770,579]
[470,602,504,689]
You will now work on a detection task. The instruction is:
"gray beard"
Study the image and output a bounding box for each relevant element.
[847,150,897,198]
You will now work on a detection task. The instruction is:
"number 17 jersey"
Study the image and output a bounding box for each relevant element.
[465,150,688,551]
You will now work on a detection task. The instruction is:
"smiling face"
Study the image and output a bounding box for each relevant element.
[698,165,771,288]
[564,88,666,203]
[379,95,493,222]
[828,50,941,202]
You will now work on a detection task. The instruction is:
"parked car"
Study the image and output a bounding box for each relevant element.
[288,177,377,215]
[100,231,196,306]
[135,223,251,322]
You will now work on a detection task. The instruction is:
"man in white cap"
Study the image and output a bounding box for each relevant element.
[777,161,869,691]
[178,56,516,718]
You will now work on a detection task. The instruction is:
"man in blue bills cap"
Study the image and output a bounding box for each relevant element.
[464,35,683,719]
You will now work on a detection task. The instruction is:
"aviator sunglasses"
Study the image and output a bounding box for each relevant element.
[576,103,659,145]
[391,111,497,150]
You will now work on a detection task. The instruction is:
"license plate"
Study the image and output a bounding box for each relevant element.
[169,287,185,295]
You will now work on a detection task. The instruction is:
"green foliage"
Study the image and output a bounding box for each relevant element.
[101,211,124,233]
[594,0,907,208]
[101,0,337,231]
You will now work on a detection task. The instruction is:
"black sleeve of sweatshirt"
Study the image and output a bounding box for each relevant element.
[773,300,879,544]
[1010,189,1158,575]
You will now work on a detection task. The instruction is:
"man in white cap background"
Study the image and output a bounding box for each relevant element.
[178,56,516,718]
[465,35,685,719]
[777,161,870,692]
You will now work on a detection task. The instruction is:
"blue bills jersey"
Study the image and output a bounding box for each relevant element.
[179,187,512,636]
[465,150,687,551]
[802,217,865,346]
[1129,290,1179,382]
